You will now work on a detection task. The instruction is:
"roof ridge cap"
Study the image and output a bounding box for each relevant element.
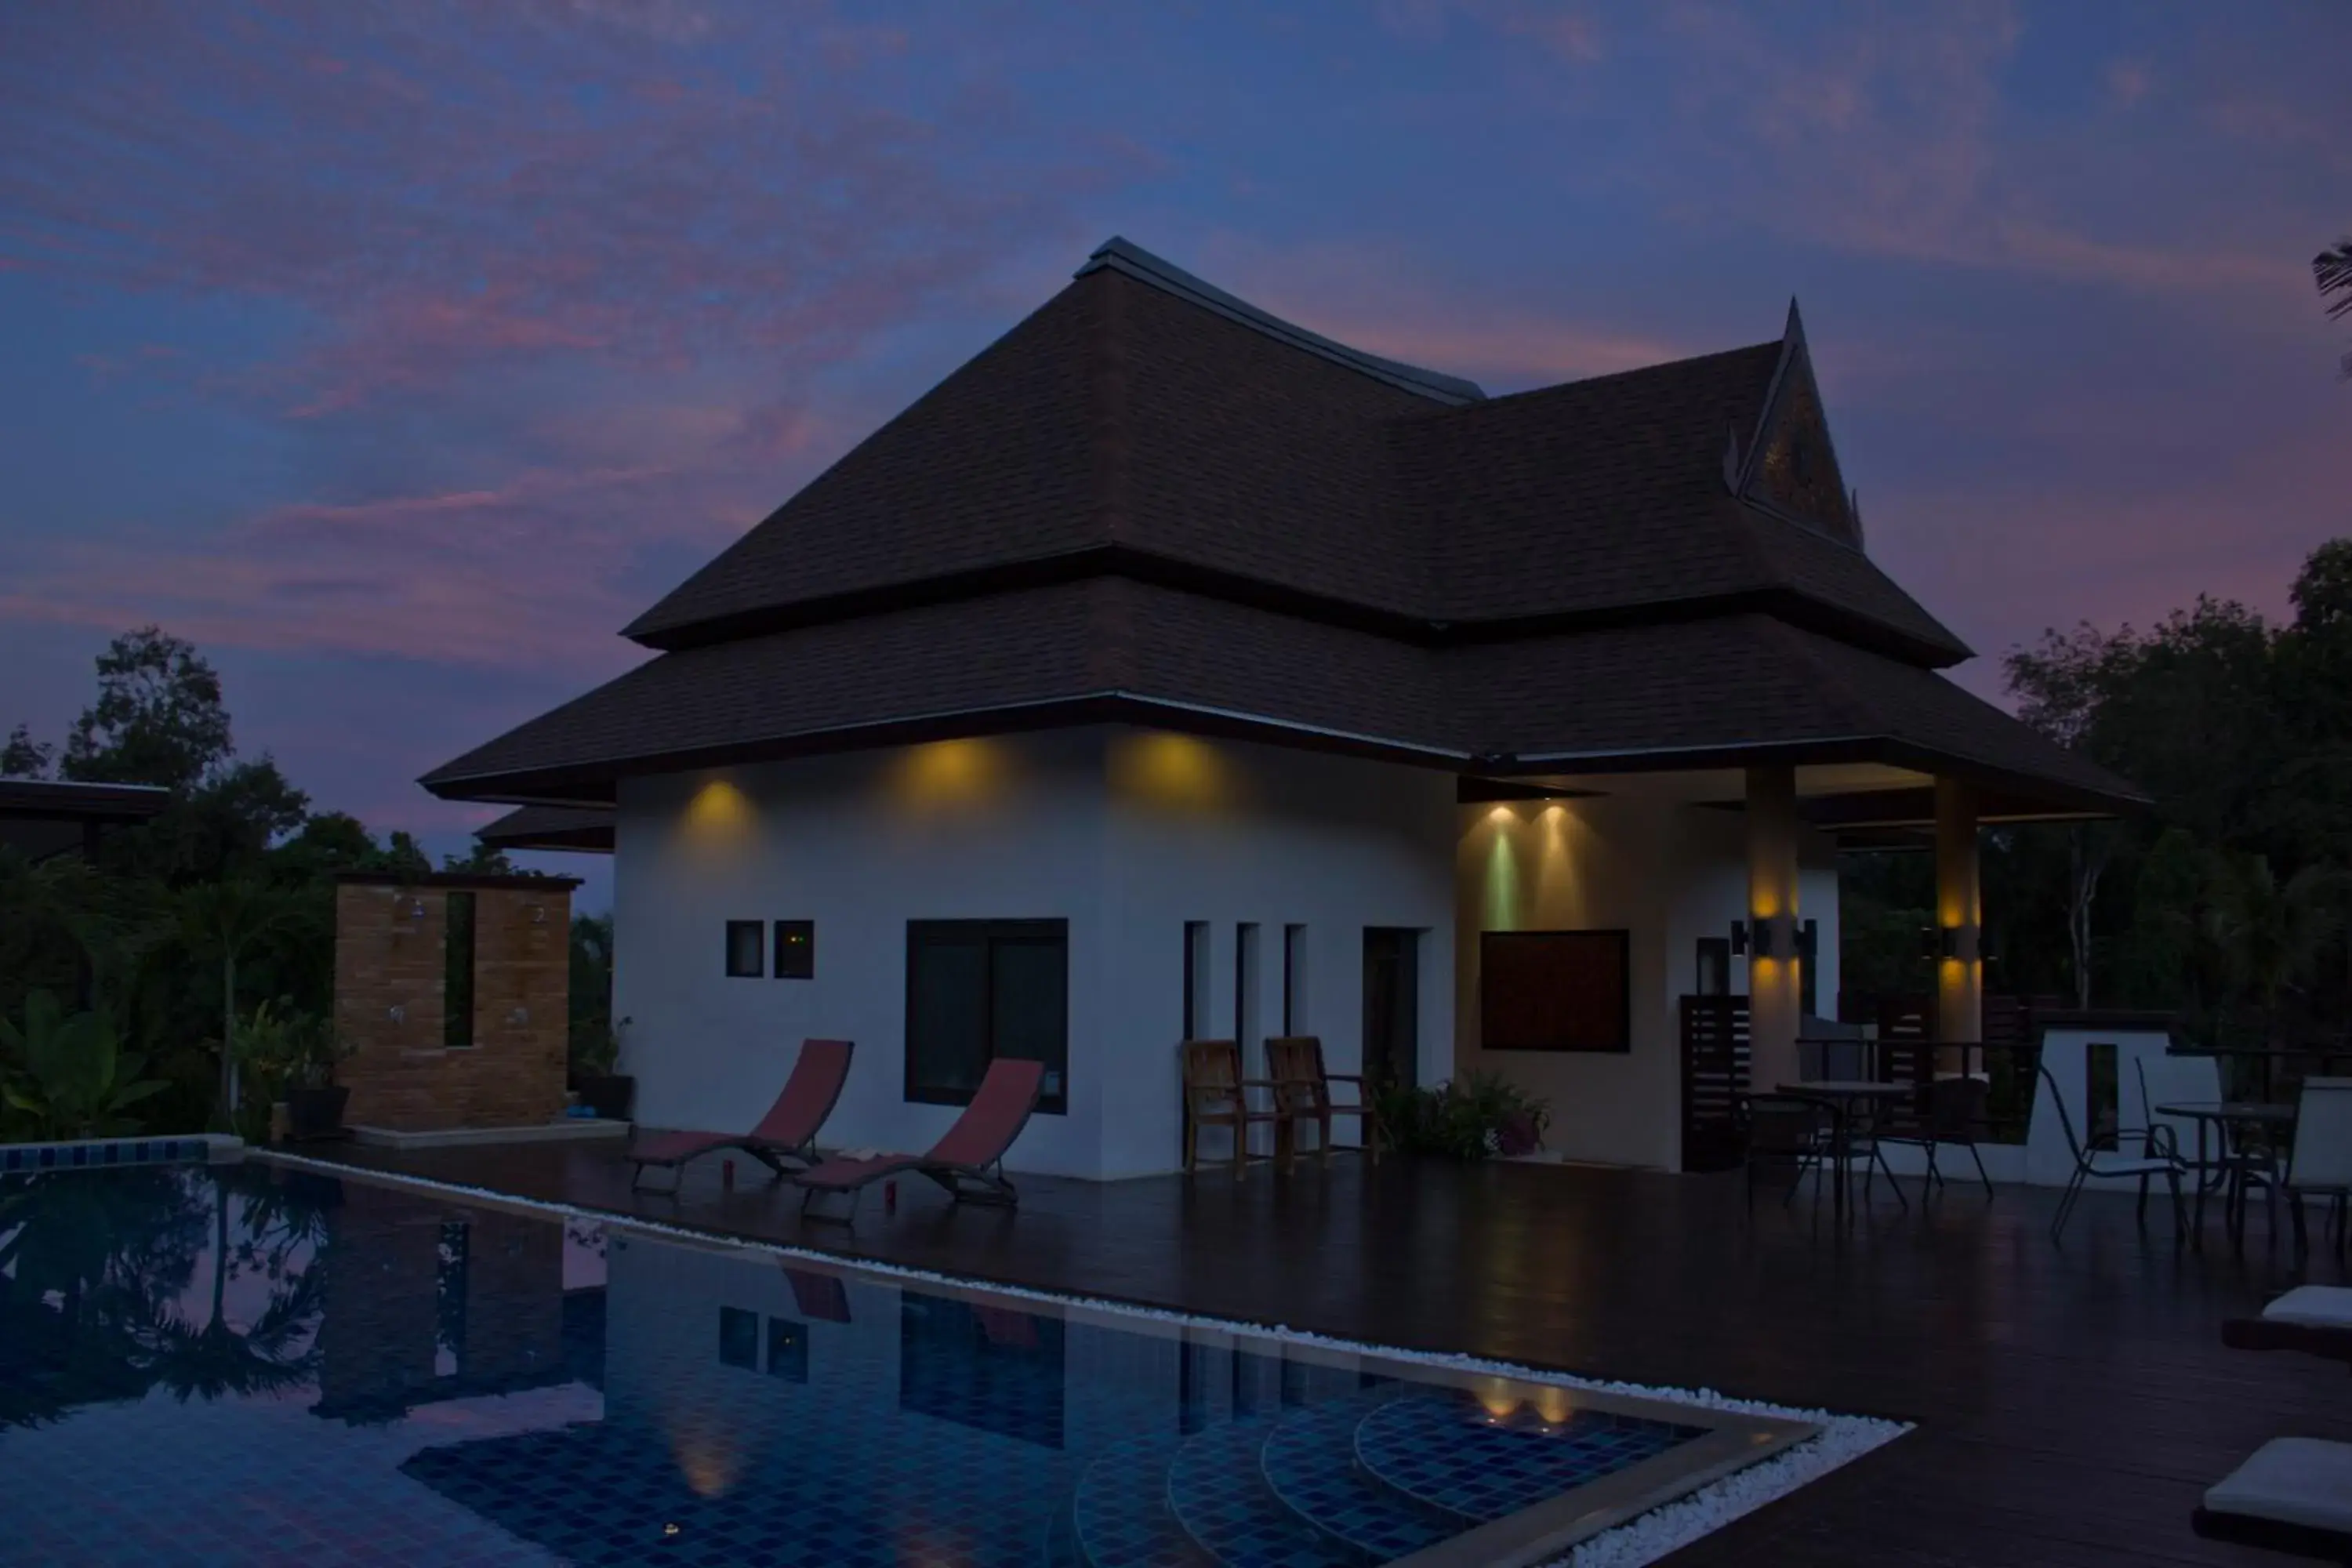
[1085,270,1134,546]
[1075,236,1486,405]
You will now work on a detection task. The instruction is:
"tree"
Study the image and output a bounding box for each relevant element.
[1,724,53,779]
[176,880,304,1129]
[2203,853,2345,1039]
[2319,235,2352,379]
[569,912,615,1065]
[62,627,235,790]
[441,842,517,874]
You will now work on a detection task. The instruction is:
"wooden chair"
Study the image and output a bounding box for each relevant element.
[1264,1036,1381,1163]
[1179,1039,1286,1177]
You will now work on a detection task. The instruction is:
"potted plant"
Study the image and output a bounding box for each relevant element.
[572,1016,634,1121]
[241,999,357,1142]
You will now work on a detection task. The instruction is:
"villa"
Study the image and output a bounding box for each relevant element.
[429,238,2138,1180]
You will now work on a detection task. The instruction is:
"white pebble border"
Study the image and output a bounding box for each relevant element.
[256,1150,1909,1566]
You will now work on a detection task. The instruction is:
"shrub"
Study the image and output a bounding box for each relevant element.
[0,991,171,1140]
[1373,1071,1552,1161]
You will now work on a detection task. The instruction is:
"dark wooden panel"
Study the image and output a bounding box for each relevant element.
[1480,929,1630,1053]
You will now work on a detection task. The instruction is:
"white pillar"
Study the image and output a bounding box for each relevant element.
[1934,779,1982,1048]
[1746,765,1802,1093]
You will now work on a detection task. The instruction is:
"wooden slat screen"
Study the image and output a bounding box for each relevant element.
[1679,994,1750,1173]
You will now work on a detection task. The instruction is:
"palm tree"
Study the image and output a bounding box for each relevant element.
[175,880,302,1129]
[2320,236,2352,379]
[136,1179,323,1404]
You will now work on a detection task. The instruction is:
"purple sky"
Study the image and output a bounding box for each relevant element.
[3,1,2347,900]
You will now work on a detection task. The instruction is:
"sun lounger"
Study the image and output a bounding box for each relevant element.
[2192,1437,2352,1561]
[782,1265,851,1323]
[2221,1284,2352,1366]
[795,1056,1044,1220]
[626,1039,854,1192]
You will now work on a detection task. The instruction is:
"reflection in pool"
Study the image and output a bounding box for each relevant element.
[0,1163,1808,1566]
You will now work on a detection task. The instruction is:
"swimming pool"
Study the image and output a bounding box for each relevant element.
[0,1161,1816,1566]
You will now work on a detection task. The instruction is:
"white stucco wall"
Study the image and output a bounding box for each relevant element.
[611,726,1456,1180]
[1454,795,1841,1172]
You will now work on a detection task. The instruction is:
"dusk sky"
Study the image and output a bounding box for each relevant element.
[3,2,2346,900]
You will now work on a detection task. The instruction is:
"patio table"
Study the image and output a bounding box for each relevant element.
[1777,1081,1916,1218]
[2154,1101,2297,1244]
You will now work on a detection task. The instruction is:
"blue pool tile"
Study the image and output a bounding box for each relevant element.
[0,1163,1751,1568]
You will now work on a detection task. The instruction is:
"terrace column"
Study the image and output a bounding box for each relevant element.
[1934,779,1983,1050]
[1746,765,1802,1094]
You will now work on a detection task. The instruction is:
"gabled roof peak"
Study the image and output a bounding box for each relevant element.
[1076,236,1487,406]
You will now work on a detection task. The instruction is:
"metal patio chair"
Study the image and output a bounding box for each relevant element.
[2040,1062,2185,1243]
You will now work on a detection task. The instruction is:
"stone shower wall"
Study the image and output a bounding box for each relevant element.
[334,878,573,1131]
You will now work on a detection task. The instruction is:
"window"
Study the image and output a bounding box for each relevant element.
[1694,937,1730,997]
[443,892,476,1048]
[1282,924,1308,1034]
[1362,927,1420,1087]
[1181,921,1210,1040]
[1799,919,1819,1015]
[724,920,764,978]
[1480,930,1631,1053]
[773,920,815,979]
[767,1317,809,1382]
[906,920,1067,1113]
[719,1305,760,1370]
[1233,923,1261,1058]
[900,1294,1065,1450]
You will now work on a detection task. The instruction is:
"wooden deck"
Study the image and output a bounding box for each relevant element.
[285,1139,2350,1567]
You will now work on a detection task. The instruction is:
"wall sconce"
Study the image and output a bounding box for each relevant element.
[528,903,547,925]
[1798,919,1818,960]
[1939,927,1962,960]
[508,1007,530,1026]
[1751,919,1780,959]
[388,1004,405,1025]
[1918,925,1940,960]
[1730,920,1749,956]
[406,897,426,919]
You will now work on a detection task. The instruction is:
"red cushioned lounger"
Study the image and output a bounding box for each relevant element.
[795,1056,1044,1221]
[626,1039,853,1192]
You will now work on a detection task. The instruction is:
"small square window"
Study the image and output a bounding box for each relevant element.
[773,920,815,980]
[719,1306,759,1369]
[724,920,764,978]
[767,1317,809,1382]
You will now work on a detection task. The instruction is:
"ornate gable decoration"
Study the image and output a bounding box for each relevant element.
[1737,303,1860,547]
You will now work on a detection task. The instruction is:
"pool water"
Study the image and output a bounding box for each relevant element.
[0,1163,1799,1566]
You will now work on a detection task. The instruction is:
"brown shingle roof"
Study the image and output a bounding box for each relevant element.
[424,583,2135,809]
[621,239,1968,665]
[427,239,2121,811]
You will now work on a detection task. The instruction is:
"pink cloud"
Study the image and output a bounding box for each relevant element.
[2103,57,2154,107]
[0,2,1140,416]
[1638,1,2314,305]
[1875,416,2352,702]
